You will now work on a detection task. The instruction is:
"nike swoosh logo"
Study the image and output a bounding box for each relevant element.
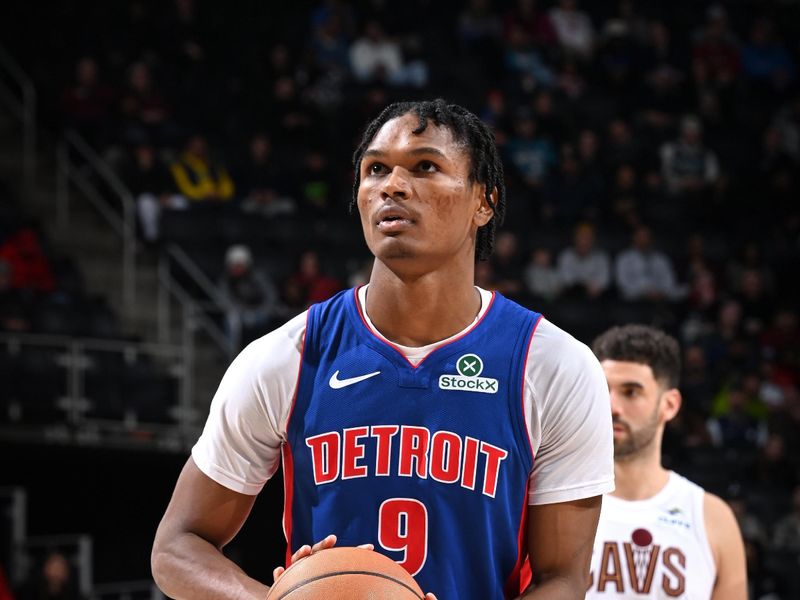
[329,370,381,389]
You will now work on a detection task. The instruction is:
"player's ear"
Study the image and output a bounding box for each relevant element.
[473,185,496,227]
[661,388,682,423]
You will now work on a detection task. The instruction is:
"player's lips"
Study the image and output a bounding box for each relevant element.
[375,205,415,233]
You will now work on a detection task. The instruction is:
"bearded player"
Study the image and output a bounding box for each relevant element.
[587,325,746,599]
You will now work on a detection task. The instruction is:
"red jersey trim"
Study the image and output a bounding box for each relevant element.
[352,285,497,370]
[504,314,541,596]
[281,309,310,566]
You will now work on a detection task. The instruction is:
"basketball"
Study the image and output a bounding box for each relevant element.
[266,547,425,600]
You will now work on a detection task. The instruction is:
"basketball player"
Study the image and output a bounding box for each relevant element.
[151,100,614,599]
[587,325,746,598]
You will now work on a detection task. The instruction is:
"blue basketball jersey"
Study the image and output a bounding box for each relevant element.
[283,288,541,599]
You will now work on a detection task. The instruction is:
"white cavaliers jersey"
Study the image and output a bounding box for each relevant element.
[586,472,716,599]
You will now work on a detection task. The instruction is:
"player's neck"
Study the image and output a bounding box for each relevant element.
[611,447,670,501]
[365,261,481,347]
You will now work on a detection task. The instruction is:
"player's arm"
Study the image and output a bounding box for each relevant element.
[151,457,268,600]
[705,493,747,600]
[519,496,602,599]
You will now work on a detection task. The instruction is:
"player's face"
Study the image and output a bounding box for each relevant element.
[601,360,672,460]
[357,113,492,272]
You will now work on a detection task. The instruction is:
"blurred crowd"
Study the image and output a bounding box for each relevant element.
[2,0,799,596]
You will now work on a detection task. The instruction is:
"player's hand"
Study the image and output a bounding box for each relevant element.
[272,535,375,581]
[424,594,438,600]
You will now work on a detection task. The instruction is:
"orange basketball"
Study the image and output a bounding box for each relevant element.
[267,547,425,600]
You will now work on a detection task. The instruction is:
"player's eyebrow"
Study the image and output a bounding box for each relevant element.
[363,147,448,159]
[619,381,645,390]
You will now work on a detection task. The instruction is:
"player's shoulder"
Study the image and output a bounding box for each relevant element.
[702,490,742,553]
[528,316,600,373]
[233,311,307,371]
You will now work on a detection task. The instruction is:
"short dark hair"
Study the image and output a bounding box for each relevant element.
[592,325,681,389]
[351,99,506,261]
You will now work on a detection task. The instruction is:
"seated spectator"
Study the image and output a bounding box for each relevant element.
[0,227,56,293]
[774,485,800,552]
[170,134,234,203]
[607,163,640,227]
[549,0,595,60]
[219,245,278,351]
[118,61,174,147]
[505,113,556,191]
[615,225,684,301]
[503,23,555,91]
[457,0,502,53]
[692,5,741,86]
[604,118,640,171]
[523,247,561,301]
[489,231,523,299]
[236,133,295,218]
[741,18,795,92]
[349,20,426,87]
[18,550,84,600]
[707,385,768,451]
[660,115,720,196]
[296,150,337,216]
[556,222,610,299]
[59,56,115,146]
[502,0,557,51]
[283,250,341,312]
[123,143,181,243]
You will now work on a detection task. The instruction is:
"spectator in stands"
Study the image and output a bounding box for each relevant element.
[489,231,523,299]
[741,18,795,93]
[170,134,234,204]
[692,5,741,86]
[283,250,341,312]
[607,163,641,228]
[124,143,181,243]
[309,5,351,73]
[556,222,610,299]
[604,118,640,171]
[118,61,174,147]
[0,228,56,294]
[236,134,295,219]
[18,550,83,600]
[349,20,426,87]
[502,22,555,91]
[774,485,800,552]
[219,245,278,351]
[548,0,595,60]
[660,115,720,196]
[457,0,502,55]
[523,247,561,301]
[503,0,557,54]
[505,112,556,191]
[542,146,596,223]
[615,225,684,301]
[707,384,768,451]
[59,57,115,147]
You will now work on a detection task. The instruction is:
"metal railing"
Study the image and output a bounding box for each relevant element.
[0,332,195,450]
[55,131,137,316]
[0,487,26,584]
[0,44,36,196]
[160,244,231,356]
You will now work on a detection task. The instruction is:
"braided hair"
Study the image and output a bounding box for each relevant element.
[351,99,506,261]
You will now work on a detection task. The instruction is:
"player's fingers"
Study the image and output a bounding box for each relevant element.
[311,534,337,553]
[424,594,438,600]
[356,543,374,551]
[272,566,284,581]
[289,544,312,564]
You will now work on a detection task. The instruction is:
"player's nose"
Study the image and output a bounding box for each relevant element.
[381,166,411,200]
